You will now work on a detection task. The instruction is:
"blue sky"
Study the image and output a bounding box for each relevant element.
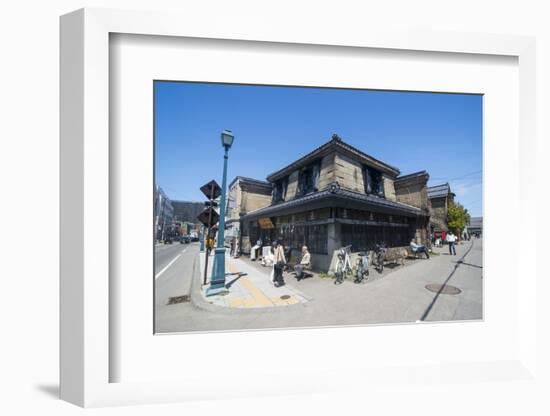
[155,82,483,217]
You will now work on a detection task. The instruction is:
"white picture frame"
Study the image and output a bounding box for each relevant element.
[60,8,537,408]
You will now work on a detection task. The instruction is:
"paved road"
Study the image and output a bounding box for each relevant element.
[155,239,483,333]
[155,243,190,275]
[154,242,199,328]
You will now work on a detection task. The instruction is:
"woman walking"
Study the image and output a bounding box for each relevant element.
[272,240,287,287]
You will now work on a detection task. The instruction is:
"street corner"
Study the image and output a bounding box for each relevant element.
[198,252,309,310]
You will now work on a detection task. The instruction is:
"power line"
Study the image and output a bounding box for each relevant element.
[429,170,482,182]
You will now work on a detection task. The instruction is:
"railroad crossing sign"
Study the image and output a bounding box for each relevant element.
[197,207,219,227]
[198,179,223,286]
[200,180,222,201]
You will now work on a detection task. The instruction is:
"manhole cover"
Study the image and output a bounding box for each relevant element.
[425,284,462,295]
[167,295,190,305]
[280,295,291,300]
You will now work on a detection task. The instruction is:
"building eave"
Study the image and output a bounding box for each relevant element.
[229,176,272,192]
[395,170,430,185]
[242,184,427,221]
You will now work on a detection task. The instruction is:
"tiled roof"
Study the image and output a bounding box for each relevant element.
[395,170,429,183]
[242,183,426,220]
[266,134,401,181]
[229,176,271,190]
[427,183,451,198]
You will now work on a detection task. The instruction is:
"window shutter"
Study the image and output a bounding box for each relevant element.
[364,167,372,193]
[312,163,320,191]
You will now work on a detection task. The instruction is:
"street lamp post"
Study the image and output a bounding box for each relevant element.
[206,130,234,296]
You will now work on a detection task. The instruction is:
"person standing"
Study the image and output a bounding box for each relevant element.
[206,235,214,256]
[272,240,287,287]
[446,232,457,255]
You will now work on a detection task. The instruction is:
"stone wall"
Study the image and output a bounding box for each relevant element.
[395,181,429,210]
[334,152,365,193]
[272,151,397,200]
[227,183,242,221]
[429,196,448,231]
[318,153,336,191]
[286,170,299,200]
[242,191,272,214]
[382,173,396,201]
[282,154,336,200]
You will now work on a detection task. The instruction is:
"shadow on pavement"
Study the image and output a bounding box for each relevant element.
[224,272,246,289]
[454,260,482,269]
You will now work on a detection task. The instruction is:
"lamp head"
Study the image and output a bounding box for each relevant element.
[221,130,234,149]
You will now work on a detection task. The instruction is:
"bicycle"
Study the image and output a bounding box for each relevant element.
[354,251,370,283]
[334,245,353,284]
[374,243,387,273]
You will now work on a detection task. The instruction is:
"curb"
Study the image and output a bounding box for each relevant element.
[189,253,310,315]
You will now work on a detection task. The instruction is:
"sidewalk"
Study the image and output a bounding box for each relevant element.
[197,251,310,309]
[159,239,482,332]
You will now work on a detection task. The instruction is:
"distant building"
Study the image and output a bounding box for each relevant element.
[239,134,431,271]
[427,183,455,238]
[468,217,483,236]
[173,221,197,236]
[154,186,174,241]
[226,176,273,253]
[171,200,204,223]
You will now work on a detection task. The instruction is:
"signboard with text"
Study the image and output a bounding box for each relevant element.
[258,217,274,229]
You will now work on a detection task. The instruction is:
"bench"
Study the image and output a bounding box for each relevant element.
[380,247,408,267]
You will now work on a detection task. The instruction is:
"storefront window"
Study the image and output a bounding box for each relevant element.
[274,223,327,254]
[306,224,328,254]
[341,224,413,251]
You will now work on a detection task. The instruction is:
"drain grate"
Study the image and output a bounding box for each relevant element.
[280,295,291,300]
[167,295,190,305]
[425,284,461,295]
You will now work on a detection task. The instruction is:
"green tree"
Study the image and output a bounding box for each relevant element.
[447,201,470,236]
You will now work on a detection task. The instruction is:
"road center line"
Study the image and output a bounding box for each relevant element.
[155,248,187,280]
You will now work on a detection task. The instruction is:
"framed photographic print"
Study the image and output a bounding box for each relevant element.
[60,8,537,408]
[153,81,483,333]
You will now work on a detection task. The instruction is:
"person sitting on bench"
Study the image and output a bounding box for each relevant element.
[410,239,430,259]
[250,238,262,261]
[294,246,312,280]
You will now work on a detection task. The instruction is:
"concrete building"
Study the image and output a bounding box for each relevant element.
[239,134,431,271]
[154,186,174,242]
[427,183,455,238]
